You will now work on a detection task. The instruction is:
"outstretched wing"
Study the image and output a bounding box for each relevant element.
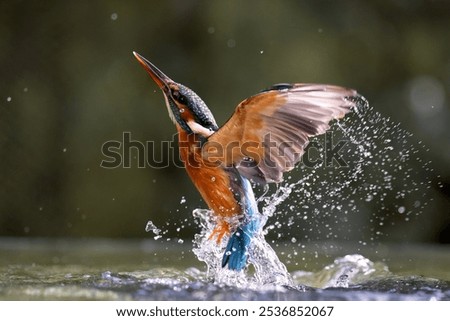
[202,83,365,184]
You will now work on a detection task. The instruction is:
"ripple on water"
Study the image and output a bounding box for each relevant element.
[90,257,449,300]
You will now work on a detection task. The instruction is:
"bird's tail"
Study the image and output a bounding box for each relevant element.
[221,176,263,271]
[221,215,261,270]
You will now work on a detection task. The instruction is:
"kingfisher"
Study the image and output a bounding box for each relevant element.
[133,52,364,271]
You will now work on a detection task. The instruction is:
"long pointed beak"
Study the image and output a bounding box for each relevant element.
[133,51,172,90]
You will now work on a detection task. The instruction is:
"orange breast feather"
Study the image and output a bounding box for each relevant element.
[177,127,241,241]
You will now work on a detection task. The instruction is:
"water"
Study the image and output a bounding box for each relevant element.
[0,238,448,300]
[2,104,447,300]
[192,209,292,287]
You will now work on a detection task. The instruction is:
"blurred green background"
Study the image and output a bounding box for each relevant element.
[0,0,449,243]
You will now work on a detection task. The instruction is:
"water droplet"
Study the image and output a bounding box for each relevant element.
[211,176,216,182]
[180,196,186,204]
[398,206,406,214]
[62,148,67,152]
[6,96,12,102]
[110,13,118,20]
[207,26,215,34]
[145,221,161,235]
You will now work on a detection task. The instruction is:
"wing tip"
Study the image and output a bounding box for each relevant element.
[345,93,370,113]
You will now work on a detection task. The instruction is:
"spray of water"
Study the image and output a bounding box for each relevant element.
[192,209,294,287]
[265,102,434,251]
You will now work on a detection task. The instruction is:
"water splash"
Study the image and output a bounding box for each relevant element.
[292,254,390,289]
[192,209,294,288]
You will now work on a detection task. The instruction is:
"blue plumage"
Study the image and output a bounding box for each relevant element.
[222,175,262,270]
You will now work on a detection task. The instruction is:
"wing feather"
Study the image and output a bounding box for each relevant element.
[203,83,366,184]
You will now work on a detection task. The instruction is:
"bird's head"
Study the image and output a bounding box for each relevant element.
[133,52,218,137]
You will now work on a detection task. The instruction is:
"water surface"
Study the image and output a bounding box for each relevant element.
[1,238,448,300]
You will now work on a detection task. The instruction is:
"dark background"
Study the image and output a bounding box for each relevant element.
[0,0,449,243]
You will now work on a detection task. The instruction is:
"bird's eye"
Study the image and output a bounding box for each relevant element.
[172,90,187,104]
[178,95,187,104]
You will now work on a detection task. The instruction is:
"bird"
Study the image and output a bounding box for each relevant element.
[133,51,365,271]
